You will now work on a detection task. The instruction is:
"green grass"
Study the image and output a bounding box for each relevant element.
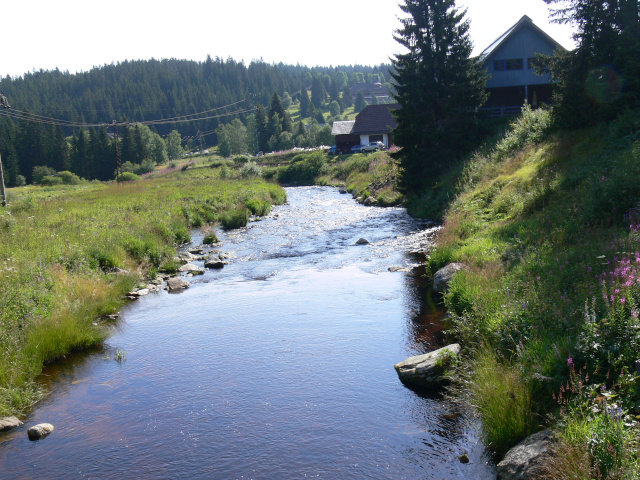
[423,106,640,474]
[0,165,285,415]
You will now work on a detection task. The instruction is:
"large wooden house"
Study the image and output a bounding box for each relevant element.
[479,15,565,115]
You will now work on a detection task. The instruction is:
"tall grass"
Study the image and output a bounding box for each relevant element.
[0,165,285,414]
[427,106,640,474]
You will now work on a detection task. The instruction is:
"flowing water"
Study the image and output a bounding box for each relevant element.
[0,186,496,479]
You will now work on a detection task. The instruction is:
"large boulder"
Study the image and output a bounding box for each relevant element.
[166,277,190,291]
[0,416,23,432]
[27,423,54,440]
[433,263,466,294]
[394,344,461,388]
[178,263,203,273]
[355,238,369,245]
[497,430,554,480]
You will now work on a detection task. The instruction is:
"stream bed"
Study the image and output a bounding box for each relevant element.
[0,186,496,479]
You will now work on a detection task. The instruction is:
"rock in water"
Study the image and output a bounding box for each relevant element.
[204,257,227,269]
[497,430,554,480]
[0,416,23,432]
[178,263,203,273]
[27,423,54,440]
[394,344,461,388]
[166,277,190,291]
[355,238,369,245]
[458,453,470,464]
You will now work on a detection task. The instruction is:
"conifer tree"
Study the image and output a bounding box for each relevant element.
[391,0,487,192]
[299,88,311,118]
[542,0,640,126]
[354,92,367,113]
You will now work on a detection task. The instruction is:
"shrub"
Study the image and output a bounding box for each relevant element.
[117,172,140,182]
[278,151,328,185]
[14,175,26,187]
[221,208,249,230]
[32,166,56,184]
[240,161,263,178]
[244,198,271,216]
[57,171,82,185]
[135,159,156,175]
[202,230,219,245]
[233,155,250,164]
[40,176,63,186]
[495,104,551,159]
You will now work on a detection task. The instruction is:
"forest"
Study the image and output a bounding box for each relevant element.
[0,58,392,184]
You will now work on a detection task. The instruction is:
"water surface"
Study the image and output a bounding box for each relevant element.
[0,187,495,479]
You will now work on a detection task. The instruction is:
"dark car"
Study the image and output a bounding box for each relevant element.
[350,145,363,153]
[328,146,338,155]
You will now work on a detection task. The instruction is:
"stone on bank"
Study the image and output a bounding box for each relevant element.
[394,344,461,388]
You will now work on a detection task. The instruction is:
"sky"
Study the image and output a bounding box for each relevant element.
[1,0,576,79]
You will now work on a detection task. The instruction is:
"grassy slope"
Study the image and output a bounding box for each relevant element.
[0,163,285,415]
[427,107,640,473]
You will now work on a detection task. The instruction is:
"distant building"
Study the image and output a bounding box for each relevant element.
[479,15,565,115]
[350,82,391,102]
[331,104,399,153]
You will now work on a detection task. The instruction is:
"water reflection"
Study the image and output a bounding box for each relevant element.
[0,187,495,479]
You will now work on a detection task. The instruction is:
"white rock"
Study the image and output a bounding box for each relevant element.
[28,423,54,440]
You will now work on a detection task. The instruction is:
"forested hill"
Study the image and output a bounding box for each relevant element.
[0,57,390,137]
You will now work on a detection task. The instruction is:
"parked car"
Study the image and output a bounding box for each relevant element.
[360,141,385,153]
[350,144,364,153]
[328,146,338,155]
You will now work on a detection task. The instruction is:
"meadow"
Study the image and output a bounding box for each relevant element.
[0,164,286,415]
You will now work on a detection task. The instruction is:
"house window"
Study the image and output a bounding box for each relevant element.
[494,59,523,71]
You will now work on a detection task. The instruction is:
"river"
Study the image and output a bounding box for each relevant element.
[0,186,496,479]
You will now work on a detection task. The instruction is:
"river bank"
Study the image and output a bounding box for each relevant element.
[0,186,496,479]
[0,167,286,416]
[421,106,640,477]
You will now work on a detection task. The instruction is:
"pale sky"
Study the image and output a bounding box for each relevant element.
[2,0,575,79]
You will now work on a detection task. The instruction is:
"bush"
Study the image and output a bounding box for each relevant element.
[14,175,26,187]
[40,176,63,186]
[233,155,250,164]
[240,161,262,178]
[117,172,140,182]
[58,171,82,185]
[32,166,56,184]
[202,231,219,245]
[136,159,156,175]
[244,198,271,216]
[221,208,249,230]
[495,104,551,159]
[278,151,328,185]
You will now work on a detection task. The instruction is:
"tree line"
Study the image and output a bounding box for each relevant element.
[0,59,391,184]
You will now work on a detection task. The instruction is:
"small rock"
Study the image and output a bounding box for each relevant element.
[103,314,119,321]
[178,263,200,272]
[355,238,369,245]
[205,257,227,269]
[458,453,469,464]
[0,416,23,432]
[166,277,190,291]
[188,248,205,255]
[388,266,410,272]
[27,423,54,440]
[339,188,347,194]
[126,295,138,300]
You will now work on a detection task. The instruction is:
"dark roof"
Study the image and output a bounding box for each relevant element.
[350,82,390,96]
[352,104,400,135]
[479,15,565,60]
[331,120,355,136]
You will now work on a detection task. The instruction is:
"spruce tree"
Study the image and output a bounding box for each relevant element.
[299,88,311,118]
[391,0,487,193]
[543,0,640,127]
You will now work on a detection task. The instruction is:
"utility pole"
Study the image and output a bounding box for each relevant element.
[112,120,122,182]
[197,130,203,153]
[0,93,11,207]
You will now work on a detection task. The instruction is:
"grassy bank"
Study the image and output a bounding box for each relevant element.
[424,105,640,475]
[0,165,286,415]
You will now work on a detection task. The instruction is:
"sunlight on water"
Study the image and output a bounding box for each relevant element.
[0,187,495,480]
